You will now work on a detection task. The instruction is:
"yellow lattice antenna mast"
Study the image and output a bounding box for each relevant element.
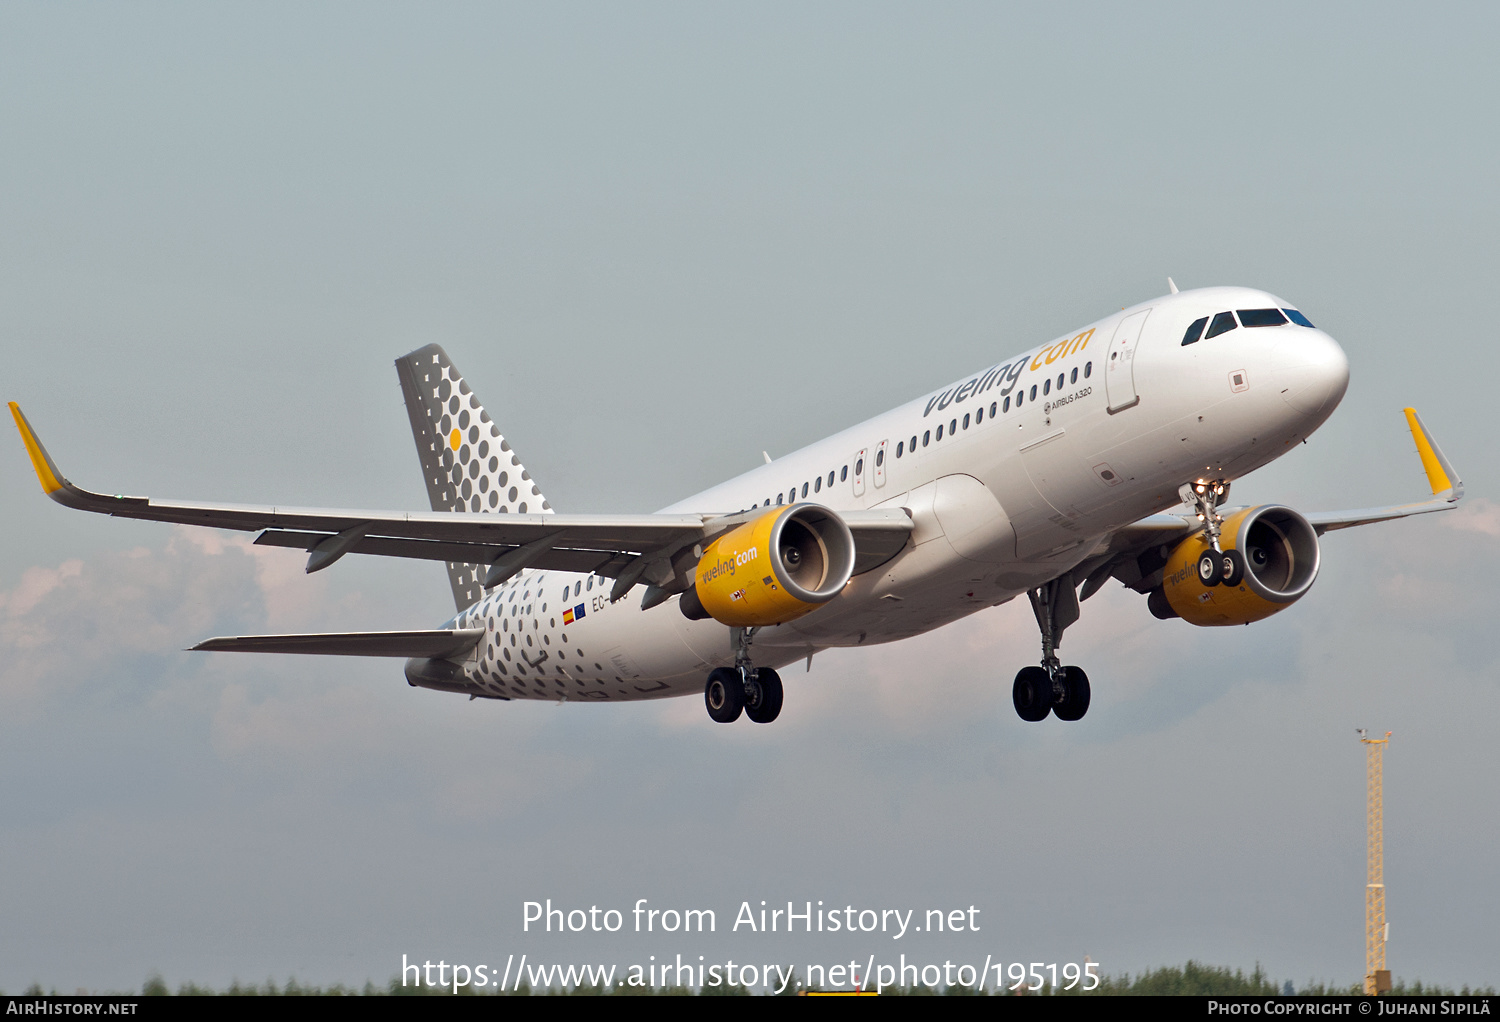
[1358,729,1392,995]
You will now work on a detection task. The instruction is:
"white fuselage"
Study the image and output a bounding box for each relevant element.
[447,287,1350,702]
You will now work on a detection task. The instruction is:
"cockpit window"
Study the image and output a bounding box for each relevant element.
[1204,311,1238,339]
[1238,308,1288,328]
[1283,308,1315,328]
[1182,316,1208,346]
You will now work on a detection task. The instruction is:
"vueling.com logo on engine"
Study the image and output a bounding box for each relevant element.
[702,546,759,583]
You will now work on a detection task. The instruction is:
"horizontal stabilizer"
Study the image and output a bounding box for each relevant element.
[191,629,484,658]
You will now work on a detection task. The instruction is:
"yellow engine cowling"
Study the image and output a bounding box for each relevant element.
[1160,505,1321,626]
[680,504,856,628]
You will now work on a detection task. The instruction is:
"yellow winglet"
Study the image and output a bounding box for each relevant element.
[9,402,66,495]
[1403,407,1456,496]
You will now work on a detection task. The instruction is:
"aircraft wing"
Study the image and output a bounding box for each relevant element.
[1081,407,1462,599]
[9,403,913,596]
[1300,409,1464,532]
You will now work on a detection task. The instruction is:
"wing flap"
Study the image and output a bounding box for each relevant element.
[251,530,629,575]
[190,628,485,658]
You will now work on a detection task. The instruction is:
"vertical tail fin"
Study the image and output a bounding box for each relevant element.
[395,345,553,611]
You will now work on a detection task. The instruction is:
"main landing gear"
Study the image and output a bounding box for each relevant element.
[1182,479,1245,587]
[1013,574,1091,722]
[704,627,784,724]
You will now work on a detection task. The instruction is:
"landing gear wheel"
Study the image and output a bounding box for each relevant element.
[1197,550,1222,587]
[1052,666,1091,721]
[704,667,744,723]
[1013,666,1053,722]
[745,668,783,724]
[1220,548,1246,587]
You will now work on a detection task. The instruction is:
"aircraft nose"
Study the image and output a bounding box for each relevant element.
[1279,330,1350,418]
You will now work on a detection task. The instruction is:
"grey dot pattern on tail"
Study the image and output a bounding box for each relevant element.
[395,345,553,611]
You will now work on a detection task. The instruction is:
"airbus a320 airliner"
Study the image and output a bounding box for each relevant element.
[10,284,1462,724]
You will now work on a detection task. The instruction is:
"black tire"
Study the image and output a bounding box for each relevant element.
[1053,666,1091,722]
[1197,550,1221,587]
[1012,666,1053,722]
[1221,548,1246,587]
[745,668,783,724]
[704,668,744,723]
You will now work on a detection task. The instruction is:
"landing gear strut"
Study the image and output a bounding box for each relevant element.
[703,627,783,724]
[1013,574,1091,722]
[1181,479,1245,586]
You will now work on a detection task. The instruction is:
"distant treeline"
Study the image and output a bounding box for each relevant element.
[8,963,1496,997]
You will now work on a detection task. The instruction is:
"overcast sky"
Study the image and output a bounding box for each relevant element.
[2,1,1497,994]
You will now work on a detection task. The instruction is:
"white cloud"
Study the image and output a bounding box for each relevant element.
[1443,498,1500,538]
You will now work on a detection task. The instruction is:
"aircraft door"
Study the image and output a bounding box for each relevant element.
[1105,309,1152,413]
[852,448,867,497]
[873,440,888,488]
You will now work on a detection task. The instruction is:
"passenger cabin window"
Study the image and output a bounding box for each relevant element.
[1284,308,1315,328]
[1182,316,1208,346]
[936,424,944,440]
[949,418,957,434]
[1029,385,1037,400]
[1003,396,1011,412]
[1043,378,1051,395]
[989,402,997,417]
[1069,368,1078,384]
[962,413,970,429]
[801,482,809,498]
[1238,308,1288,327]
[875,449,884,466]
[922,430,930,446]
[975,407,983,424]
[1205,311,1238,339]
[1084,361,1092,378]
[896,441,904,457]
[909,435,917,451]
[828,470,835,486]
[813,476,821,493]
[841,465,848,481]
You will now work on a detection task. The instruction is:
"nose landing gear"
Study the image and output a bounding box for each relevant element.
[703,626,784,724]
[1183,479,1245,586]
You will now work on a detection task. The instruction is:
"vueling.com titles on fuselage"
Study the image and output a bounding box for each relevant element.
[923,328,1095,418]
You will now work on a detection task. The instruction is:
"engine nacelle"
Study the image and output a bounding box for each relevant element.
[680,503,856,627]
[1158,505,1321,626]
